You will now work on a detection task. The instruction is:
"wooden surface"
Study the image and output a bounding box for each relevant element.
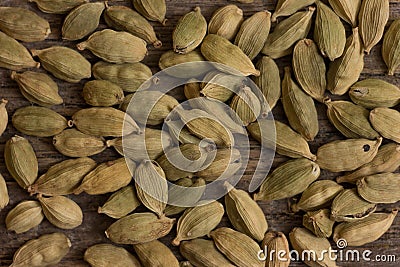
[0,0,399,266]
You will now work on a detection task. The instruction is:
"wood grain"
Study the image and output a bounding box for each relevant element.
[0,0,399,266]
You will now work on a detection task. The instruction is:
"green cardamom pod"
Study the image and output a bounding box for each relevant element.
[98,185,141,219]
[303,209,335,238]
[208,5,243,41]
[370,107,400,143]
[357,173,400,204]
[0,173,8,210]
[134,240,179,267]
[6,200,44,234]
[271,0,315,22]
[83,80,124,107]
[29,0,88,14]
[133,0,167,25]
[84,244,141,267]
[328,0,361,27]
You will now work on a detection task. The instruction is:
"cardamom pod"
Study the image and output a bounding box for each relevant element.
[133,0,167,25]
[134,240,179,267]
[271,0,315,22]
[230,86,262,126]
[0,173,8,210]
[11,71,63,107]
[208,5,243,41]
[31,46,91,83]
[38,195,83,229]
[0,99,8,136]
[357,173,400,204]
[370,107,400,143]
[83,80,124,107]
[6,200,44,234]
[53,129,106,157]
[29,0,88,14]
[328,0,361,27]
[316,138,382,172]
[29,157,96,196]
[165,119,203,145]
[254,158,320,201]
[98,185,141,219]
[0,7,51,42]
[159,50,208,78]
[303,209,335,238]
[105,212,175,244]
[383,19,400,75]
[200,71,241,102]
[261,231,290,267]
[84,244,141,267]
[77,29,147,63]
[10,233,71,267]
[5,135,38,189]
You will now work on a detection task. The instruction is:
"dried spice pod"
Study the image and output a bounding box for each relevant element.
[84,244,141,267]
[208,5,243,41]
[5,135,38,189]
[331,189,376,222]
[62,2,105,40]
[316,138,382,172]
[383,19,400,75]
[133,0,167,25]
[29,157,96,196]
[0,7,51,42]
[201,34,260,76]
[200,71,241,102]
[0,173,8,210]
[289,228,337,267]
[291,180,344,212]
[165,119,203,146]
[134,240,179,267]
[105,212,175,244]
[328,0,361,27]
[0,32,39,70]
[271,0,315,22]
[303,209,335,238]
[105,5,162,48]
[359,0,389,54]
[83,80,124,107]
[327,27,364,96]
[159,50,208,78]
[337,143,400,184]
[0,99,8,136]
[11,71,63,107]
[210,227,264,267]
[173,7,207,54]
[262,231,290,267]
[31,46,91,83]
[254,158,320,201]
[71,107,140,137]
[10,233,71,267]
[333,209,398,246]
[230,86,261,126]
[98,186,141,219]
[357,173,400,204]
[77,29,147,63]
[74,158,134,195]
[6,200,44,234]
[282,67,318,141]
[325,99,380,139]
[370,108,400,143]
[262,8,315,59]
[29,0,88,14]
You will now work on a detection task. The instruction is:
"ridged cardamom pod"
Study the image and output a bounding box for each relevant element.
[328,0,361,27]
[31,46,91,83]
[105,5,162,48]
[71,107,140,137]
[173,7,207,54]
[314,1,346,61]
[201,34,260,76]
[0,173,8,210]
[10,233,71,267]
[133,0,167,25]
[382,19,400,75]
[53,129,106,157]
[303,209,335,238]
[83,80,124,107]
[261,231,290,267]
[29,0,88,14]
[316,138,382,172]
[200,71,241,102]
[11,71,63,107]
[271,0,315,22]
[331,189,376,222]
[282,67,319,141]
[325,99,380,139]
[333,209,398,246]
[208,5,243,41]
[75,158,135,195]
[291,180,344,212]
[253,56,281,110]
[0,7,51,42]
[327,27,364,95]
[180,239,235,267]
[337,143,400,184]
[6,200,44,234]
[230,86,262,126]
[134,240,179,267]
[225,185,268,241]
[105,212,175,244]
[357,173,400,204]
[254,158,320,201]
[292,39,326,102]
[359,0,389,54]
[289,227,337,267]
[210,227,264,267]
[38,195,83,229]
[370,107,400,143]
[165,119,203,145]
[5,135,38,189]
[159,50,208,78]
[12,106,68,137]
[349,79,400,108]
[173,201,224,246]
[262,7,315,59]
[84,244,141,267]
[0,99,8,136]
[0,32,39,70]
[98,185,141,219]
[29,157,96,196]
[77,29,147,63]
[62,2,105,40]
